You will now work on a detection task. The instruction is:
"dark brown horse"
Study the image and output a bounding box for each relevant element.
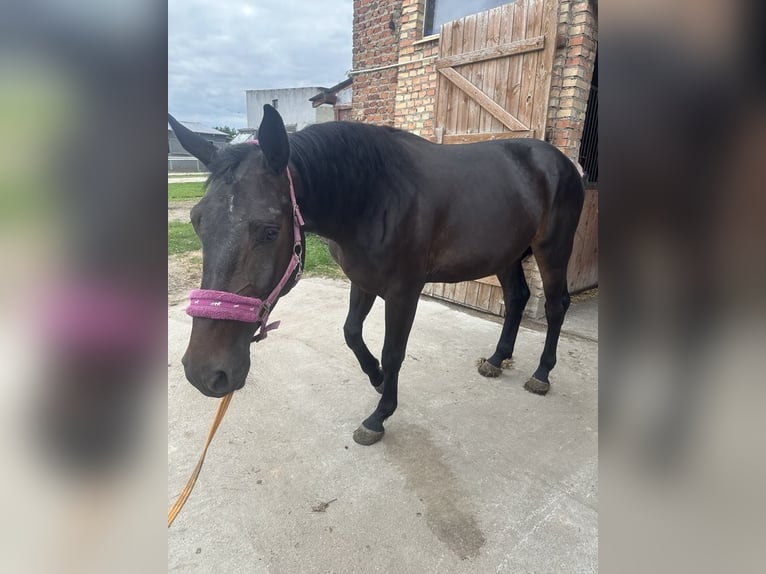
[170,105,583,445]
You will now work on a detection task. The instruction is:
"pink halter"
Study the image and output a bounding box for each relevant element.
[186,159,305,343]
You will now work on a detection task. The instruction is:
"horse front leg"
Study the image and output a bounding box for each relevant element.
[343,283,384,393]
[352,287,421,446]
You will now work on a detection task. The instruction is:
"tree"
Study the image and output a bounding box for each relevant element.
[214,125,237,137]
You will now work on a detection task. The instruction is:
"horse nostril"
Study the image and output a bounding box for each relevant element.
[210,371,229,393]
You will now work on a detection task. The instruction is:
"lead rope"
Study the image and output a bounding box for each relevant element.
[168,392,233,527]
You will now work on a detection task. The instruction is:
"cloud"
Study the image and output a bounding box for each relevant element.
[169,0,352,129]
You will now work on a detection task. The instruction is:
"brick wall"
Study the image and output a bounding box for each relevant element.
[546,0,598,162]
[351,0,439,137]
[351,0,404,125]
[393,0,438,139]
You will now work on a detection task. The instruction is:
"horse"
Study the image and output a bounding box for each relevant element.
[170,105,584,446]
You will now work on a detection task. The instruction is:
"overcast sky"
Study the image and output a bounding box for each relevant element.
[169,0,353,129]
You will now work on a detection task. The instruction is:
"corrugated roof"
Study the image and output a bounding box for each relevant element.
[167,121,228,136]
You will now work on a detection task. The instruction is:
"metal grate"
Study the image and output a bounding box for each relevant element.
[578,56,598,187]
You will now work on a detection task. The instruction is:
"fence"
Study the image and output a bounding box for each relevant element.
[168,156,208,173]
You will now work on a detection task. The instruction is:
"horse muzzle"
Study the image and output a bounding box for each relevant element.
[181,352,249,397]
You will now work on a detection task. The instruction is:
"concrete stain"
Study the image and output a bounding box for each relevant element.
[385,423,486,560]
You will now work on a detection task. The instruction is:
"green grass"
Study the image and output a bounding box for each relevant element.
[167,223,343,279]
[168,222,201,255]
[168,182,206,201]
[303,234,343,278]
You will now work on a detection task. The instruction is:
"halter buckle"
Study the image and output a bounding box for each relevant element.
[257,300,271,321]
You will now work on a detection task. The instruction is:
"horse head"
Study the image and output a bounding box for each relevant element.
[170,105,302,397]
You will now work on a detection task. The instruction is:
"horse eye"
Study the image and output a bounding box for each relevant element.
[256,227,279,243]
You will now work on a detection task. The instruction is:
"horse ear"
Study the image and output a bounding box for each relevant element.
[258,104,289,173]
[168,113,217,167]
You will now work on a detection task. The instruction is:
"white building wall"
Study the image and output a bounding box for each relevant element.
[246,87,328,131]
[315,105,335,123]
[336,85,352,106]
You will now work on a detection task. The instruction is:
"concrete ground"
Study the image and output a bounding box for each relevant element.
[168,278,598,573]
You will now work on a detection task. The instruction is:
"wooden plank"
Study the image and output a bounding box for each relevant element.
[439,67,530,132]
[529,0,559,140]
[505,0,528,121]
[444,20,463,137]
[567,188,598,292]
[445,19,464,136]
[492,3,516,133]
[465,10,487,136]
[442,283,457,302]
[435,35,544,70]
[442,131,533,144]
[480,7,504,133]
[476,282,492,312]
[518,0,543,129]
[456,13,477,137]
[454,281,469,305]
[465,281,480,308]
[434,19,453,139]
[489,286,505,316]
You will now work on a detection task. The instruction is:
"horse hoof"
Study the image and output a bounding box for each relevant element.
[373,382,385,395]
[477,358,502,378]
[524,377,550,395]
[353,425,384,446]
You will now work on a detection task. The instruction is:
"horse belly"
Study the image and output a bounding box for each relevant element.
[426,203,539,283]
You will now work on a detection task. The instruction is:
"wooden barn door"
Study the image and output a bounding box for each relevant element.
[423,0,560,317]
[434,0,558,144]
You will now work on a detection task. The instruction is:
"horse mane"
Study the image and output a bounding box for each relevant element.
[204,122,419,225]
[288,122,418,225]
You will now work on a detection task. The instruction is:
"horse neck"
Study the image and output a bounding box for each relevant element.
[287,124,414,244]
[287,144,371,243]
[288,162,340,241]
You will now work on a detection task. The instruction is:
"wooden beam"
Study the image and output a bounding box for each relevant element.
[438,67,530,132]
[442,131,533,144]
[435,35,544,70]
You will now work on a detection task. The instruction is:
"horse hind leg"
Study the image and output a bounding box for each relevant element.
[524,162,583,394]
[344,283,384,394]
[478,258,530,378]
[524,246,573,395]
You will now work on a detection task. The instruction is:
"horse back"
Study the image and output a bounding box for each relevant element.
[396,136,583,283]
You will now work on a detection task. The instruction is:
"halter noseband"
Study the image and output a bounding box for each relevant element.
[185,158,305,343]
